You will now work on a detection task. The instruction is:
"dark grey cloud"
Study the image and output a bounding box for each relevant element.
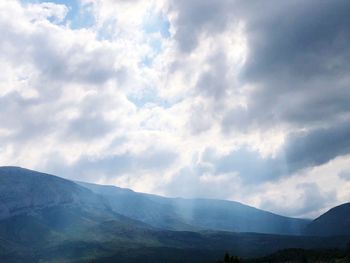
[169,0,232,53]
[283,121,350,173]
[170,0,350,171]
[189,50,234,134]
[242,1,350,83]
[171,0,350,83]
[231,0,350,129]
[195,51,229,100]
[207,120,350,183]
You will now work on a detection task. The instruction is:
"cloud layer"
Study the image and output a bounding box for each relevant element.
[1,0,350,218]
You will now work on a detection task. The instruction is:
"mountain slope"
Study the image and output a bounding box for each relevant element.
[0,166,109,220]
[0,166,309,235]
[0,166,349,263]
[0,167,159,262]
[1,210,349,263]
[0,166,157,242]
[79,181,310,235]
[304,203,350,236]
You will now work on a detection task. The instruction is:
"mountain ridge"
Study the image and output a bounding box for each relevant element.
[304,202,350,236]
[80,181,310,234]
[0,166,310,235]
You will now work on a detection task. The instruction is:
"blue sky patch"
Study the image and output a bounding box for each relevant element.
[21,0,94,29]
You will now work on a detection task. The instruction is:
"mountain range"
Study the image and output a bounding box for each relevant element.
[0,166,349,263]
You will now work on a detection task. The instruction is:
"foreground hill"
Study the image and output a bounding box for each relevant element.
[246,248,350,263]
[1,209,349,263]
[304,203,350,236]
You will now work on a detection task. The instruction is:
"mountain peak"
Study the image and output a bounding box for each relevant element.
[304,202,350,236]
[0,166,50,176]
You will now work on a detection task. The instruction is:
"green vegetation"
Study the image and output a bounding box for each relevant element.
[87,248,350,263]
[218,252,241,263]
[214,247,350,263]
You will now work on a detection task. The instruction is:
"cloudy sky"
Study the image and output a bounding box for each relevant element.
[1,0,350,218]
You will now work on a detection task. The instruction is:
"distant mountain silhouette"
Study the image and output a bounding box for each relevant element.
[304,203,350,236]
[0,166,309,235]
[79,181,309,235]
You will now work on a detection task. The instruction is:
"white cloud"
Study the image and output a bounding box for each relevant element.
[251,155,350,218]
[0,0,349,218]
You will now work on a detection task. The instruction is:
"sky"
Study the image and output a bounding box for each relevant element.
[0,0,350,218]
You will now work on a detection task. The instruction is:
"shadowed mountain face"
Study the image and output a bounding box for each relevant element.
[304,203,350,236]
[0,166,349,263]
[0,166,309,235]
[0,167,108,220]
[78,182,310,235]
